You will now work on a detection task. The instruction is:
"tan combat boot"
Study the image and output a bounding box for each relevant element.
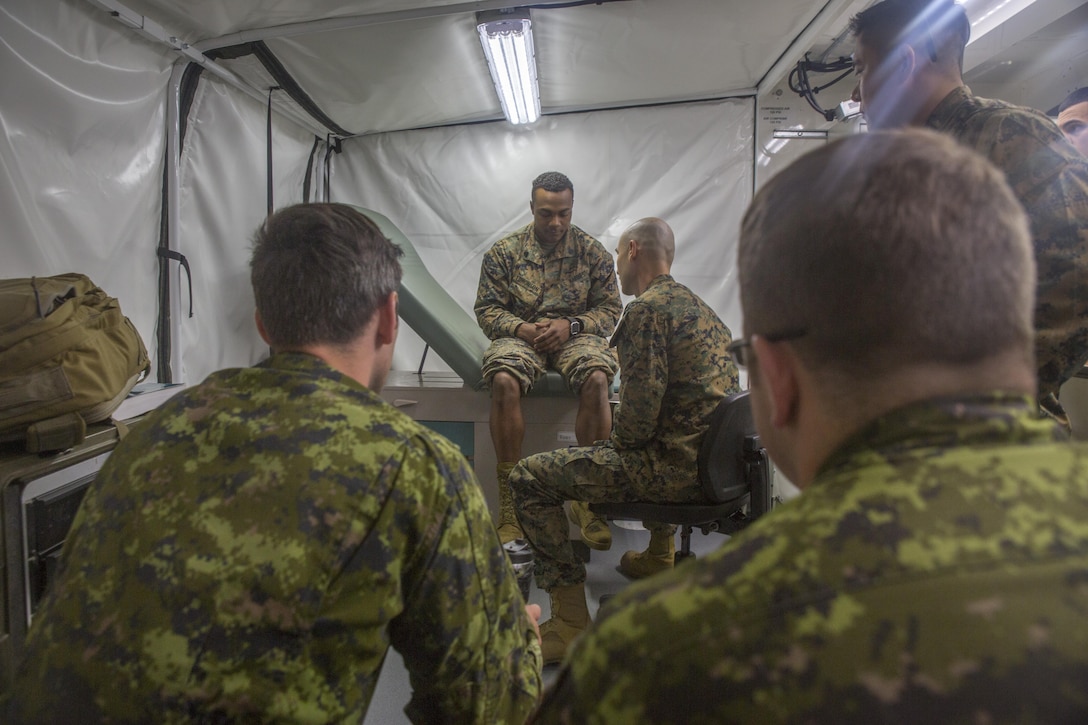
[567,500,612,551]
[540,584,590,665]
[496,463,525,544]
[618,526,675,579]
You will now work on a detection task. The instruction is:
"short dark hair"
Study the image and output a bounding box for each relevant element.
[250,203,403,349]
[739,129,1034,384]
[851,0,970,70]
[531,171,573,198]
[1060,88,1088,113]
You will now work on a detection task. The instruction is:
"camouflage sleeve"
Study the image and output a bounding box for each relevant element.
[475,243,526,340]
[388,433,542,723]
[981,117,1088,393]
[611,300,667,450]
[579,241,622,337]
[1024,160,1088,393]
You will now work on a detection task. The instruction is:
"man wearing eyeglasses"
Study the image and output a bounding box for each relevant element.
[850,0,1088,430]
[509,217,739,665]
[530,130,1088,722]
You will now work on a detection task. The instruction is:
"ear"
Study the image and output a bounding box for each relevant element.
[255,310,272,346]
[751,335,800,429]
[375,291,399,346]
[892,43,918,84]
[627,240,639,260]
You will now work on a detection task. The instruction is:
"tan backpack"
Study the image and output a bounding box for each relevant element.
[0,274,150,452]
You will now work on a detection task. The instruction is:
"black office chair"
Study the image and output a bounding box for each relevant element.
[589,390,772,561]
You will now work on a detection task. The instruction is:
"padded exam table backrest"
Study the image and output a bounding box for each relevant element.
[354,207,572,396]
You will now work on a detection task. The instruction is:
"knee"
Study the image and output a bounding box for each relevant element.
[508,461,540,505]
[491,371,522,402]
[509,458,557,502]
[508,461,529,493]
[580,370,609,399]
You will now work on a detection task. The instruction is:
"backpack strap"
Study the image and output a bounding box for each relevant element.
[26,412,86,453]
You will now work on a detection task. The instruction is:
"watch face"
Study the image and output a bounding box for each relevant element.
[571,319,582,335]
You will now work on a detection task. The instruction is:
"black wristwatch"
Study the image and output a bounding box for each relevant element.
[568,317,583,336]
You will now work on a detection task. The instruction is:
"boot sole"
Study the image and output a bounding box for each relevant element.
[567,505,612,551]
[617,552,675,579]
[617,563,673,580]
[580,532,612,551]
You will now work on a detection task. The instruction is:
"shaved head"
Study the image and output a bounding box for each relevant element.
[621,217,675,265]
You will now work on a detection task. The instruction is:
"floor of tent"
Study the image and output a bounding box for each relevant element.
[362,521,730,723]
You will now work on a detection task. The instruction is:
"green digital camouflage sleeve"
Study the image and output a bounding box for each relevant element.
[611,299,667,450]
[578,238,622,337]
[389,432,543,723]
[475,237,526,340]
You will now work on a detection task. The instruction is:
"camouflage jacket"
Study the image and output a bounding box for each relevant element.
[474,223,621,339]
[927,86,1088,397]
[533,394,1088,724]
[9,353,541,724]
[610,274,739,496]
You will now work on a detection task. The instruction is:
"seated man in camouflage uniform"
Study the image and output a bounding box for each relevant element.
[850,0,1088,428]
[510,217,740,665]
[8,204,542,724]
[532,130,1088,722]
[475,171,622,550]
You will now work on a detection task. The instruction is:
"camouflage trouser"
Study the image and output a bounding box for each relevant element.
[508,443,701,591]
[481,334,618,395]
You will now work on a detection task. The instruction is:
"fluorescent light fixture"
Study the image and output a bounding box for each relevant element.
[477,10,540,125]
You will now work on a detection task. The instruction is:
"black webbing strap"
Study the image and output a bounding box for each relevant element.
[323,135,334,202]
[157,248,193,318]
[302,136,321,203]
[267,86,280,216]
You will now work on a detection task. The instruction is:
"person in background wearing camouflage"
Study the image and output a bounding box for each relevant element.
[531,130,1088,722]
[475,171,622,551]
[850,0,1088,430]
[1059,87,1088,157]
[510,217,739,665]
[7,204,542,724]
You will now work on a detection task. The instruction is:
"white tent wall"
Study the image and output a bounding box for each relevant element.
[177,74,317,384]
[1,0,172,366]
[332,98,754,375]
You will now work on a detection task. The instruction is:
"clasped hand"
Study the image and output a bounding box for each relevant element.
[518,318,570,353]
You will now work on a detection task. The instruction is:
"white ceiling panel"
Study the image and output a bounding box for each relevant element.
[118,0,480,41]
[533,0,822,109]
[263,13,500,135]
[114,0,838,135]
[98,0,1087,137]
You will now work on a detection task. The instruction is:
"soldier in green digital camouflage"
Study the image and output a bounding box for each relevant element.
[509,217,739,665]
[850,0,1088,429]
[475,171,622,551]
[7,204,542,724]
[530,130,1088,723]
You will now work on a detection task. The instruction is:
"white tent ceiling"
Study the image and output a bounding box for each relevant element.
[111,0,857,137]
[93,0,1088,139]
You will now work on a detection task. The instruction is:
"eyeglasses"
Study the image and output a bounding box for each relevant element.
[727,329,806,368]
[922,22,939,63]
